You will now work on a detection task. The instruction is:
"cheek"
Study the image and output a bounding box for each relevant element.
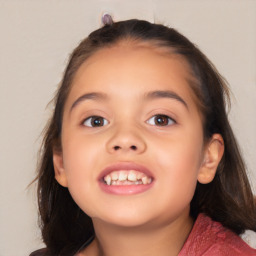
[63,132,97,165]
[61,136,100,187]
[153,130,204,188]
[155,131,203,165]
[61,138,100,216]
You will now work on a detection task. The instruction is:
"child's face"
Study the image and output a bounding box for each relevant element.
[54,42,213,228]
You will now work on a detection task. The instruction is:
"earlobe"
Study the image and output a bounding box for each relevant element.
[53,151,68,187]
[197,134,224,184]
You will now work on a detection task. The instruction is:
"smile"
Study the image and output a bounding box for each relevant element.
[99,162,154,195]
[103,170,152,185]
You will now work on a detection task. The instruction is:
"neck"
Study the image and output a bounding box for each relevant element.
[81,211,194,256]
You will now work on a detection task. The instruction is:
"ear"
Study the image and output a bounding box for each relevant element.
[53,150,68,187]
[197,134,224,184]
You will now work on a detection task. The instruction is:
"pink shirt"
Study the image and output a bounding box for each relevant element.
[179,214,256,255]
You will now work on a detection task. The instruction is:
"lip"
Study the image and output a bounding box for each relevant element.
[98,162,154,195]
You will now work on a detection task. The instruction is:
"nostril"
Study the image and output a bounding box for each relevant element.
[113,145,137,151]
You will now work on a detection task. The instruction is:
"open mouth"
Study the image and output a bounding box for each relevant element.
[98,162,154,195]
[103,170,152,186]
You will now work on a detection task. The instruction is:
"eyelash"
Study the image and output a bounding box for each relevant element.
[82,114,176,128]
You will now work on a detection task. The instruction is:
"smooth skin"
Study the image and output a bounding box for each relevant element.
[53,41,224,256]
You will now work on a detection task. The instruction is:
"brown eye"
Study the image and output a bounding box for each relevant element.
[83,116,108,127]
[147,114,175,126]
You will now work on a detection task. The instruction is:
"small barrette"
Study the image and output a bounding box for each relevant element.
[102,13,114,26]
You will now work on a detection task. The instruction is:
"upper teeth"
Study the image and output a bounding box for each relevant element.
[103,170,152,185]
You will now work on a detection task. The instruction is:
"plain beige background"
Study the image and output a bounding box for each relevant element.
[0,1,255,255]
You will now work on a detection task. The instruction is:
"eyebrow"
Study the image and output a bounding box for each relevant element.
[70,92,108,113]
[145,90,188,109]
[69,90,188,113]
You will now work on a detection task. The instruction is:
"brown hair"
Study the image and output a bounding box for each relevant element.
[31,19,256,255]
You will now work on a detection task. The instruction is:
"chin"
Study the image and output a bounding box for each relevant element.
[92,209,154,229]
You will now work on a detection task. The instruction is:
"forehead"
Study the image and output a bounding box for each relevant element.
[66,41,197,110]
[75,40,192,76]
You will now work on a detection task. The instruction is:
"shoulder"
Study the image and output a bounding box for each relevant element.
[29,248,49,256]
[179,213,256,256]
[241,230,256,249]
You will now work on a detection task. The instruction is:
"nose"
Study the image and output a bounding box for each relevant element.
[106,125,146,154]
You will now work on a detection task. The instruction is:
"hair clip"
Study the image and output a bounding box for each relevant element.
[102,13,114,26]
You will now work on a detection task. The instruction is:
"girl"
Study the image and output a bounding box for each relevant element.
[31,16,256,256]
